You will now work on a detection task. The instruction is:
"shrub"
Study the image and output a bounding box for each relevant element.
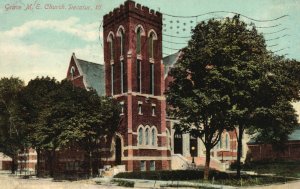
[114,170,230,181]
[111,179,135,188]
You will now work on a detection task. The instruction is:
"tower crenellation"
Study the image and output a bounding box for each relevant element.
[104,0,162,27]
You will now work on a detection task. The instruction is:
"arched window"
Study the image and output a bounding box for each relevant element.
[107,32,115,96]
[151,128,157,146]
[108,34,114,60]
[138,127,143,145]
[70,66,75,78]
[148,31,157,59]
[145,128,149,145]
[117,26,126,93]
[135,25,144,93]
[219,134,223,149]
[148,32,154,59]
[225,133,230,150]
[148,30,157,95]
[120,29,125,56]
[136,27,141,54]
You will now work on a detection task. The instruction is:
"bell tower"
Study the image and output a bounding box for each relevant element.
[103,0,170,171]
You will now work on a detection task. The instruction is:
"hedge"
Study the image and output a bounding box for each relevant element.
[114,170,230,180]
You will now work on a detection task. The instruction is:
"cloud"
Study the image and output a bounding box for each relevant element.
[0,38,103,83]
[0,17,103,83]
[2,17,100,42]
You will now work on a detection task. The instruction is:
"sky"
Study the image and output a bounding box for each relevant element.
[1,0,300,116]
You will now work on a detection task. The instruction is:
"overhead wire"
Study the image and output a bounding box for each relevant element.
[273,47,290,53]
[265,34,289,41]
[162,11,288,22]
[161,11,290,56]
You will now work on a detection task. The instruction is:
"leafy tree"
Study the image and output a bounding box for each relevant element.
[231,52,300,178]
[21,78,120,177]
[207,16,268,178]
[55,80,121,177]
[166,18,245,180]
[167,15,300,180]
[167,15,300,178]
[0,77,26,173]
[20,77,60,176]
[247,56,300,154]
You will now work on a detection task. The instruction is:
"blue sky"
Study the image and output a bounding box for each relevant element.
[1,0,299,82]
[0,0,300,115]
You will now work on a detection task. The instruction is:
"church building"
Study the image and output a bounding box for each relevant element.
[65,0,245,172]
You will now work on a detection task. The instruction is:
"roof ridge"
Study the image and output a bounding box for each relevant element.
[77,58,103,65]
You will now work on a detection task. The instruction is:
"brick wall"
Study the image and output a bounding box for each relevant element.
[248,141,300,161]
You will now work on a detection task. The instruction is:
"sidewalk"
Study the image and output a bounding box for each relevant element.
[97,177,237,189]
[0,173,138,189]
[1,171,300,189]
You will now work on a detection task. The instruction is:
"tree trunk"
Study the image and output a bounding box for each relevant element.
[89,151,93,178]
[236,126,244,178]
[204,147,211,180]
[11,154,17,174]
[49,149,56,177]
[36,149,40,177]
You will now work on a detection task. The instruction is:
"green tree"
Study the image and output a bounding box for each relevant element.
[247,56,300,155]
[231,52,300,178]
[166,15,300,180]
[56,80,121,178]
[0,77,26,173]
[21,78,120,177]
[166,18,245,180]
[166,15,298,179]
[20,77,60,176]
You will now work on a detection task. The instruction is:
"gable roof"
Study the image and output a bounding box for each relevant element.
[248,127,300,144]
[163,51,181,78]
[72,53,105,96]
[288,128,300,141]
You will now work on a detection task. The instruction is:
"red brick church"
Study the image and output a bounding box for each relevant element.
[65,0,242,172]
[3,0,298,175]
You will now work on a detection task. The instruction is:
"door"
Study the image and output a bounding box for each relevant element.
[174,131,183,154]
[115,136,121,165]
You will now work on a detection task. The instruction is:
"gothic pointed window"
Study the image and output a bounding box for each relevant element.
[70,66,75,79]
[136,27,141,55]
[145,128,149,145]
[107,33,115,96]
[151,128,156,146]
[219,134,223,149]
[120,29,125,56]
[225,133,230,150]
[108,34,114,60]
[135,25,144,93]
[148,32,154,59]
[138,127,143,145]
[148,30,157,95]
[117,27,126,94]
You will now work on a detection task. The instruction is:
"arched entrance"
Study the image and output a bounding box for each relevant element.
[115,136,122,165]
[174,130,183,154]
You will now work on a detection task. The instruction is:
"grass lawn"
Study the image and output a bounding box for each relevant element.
[241,160,300,178]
